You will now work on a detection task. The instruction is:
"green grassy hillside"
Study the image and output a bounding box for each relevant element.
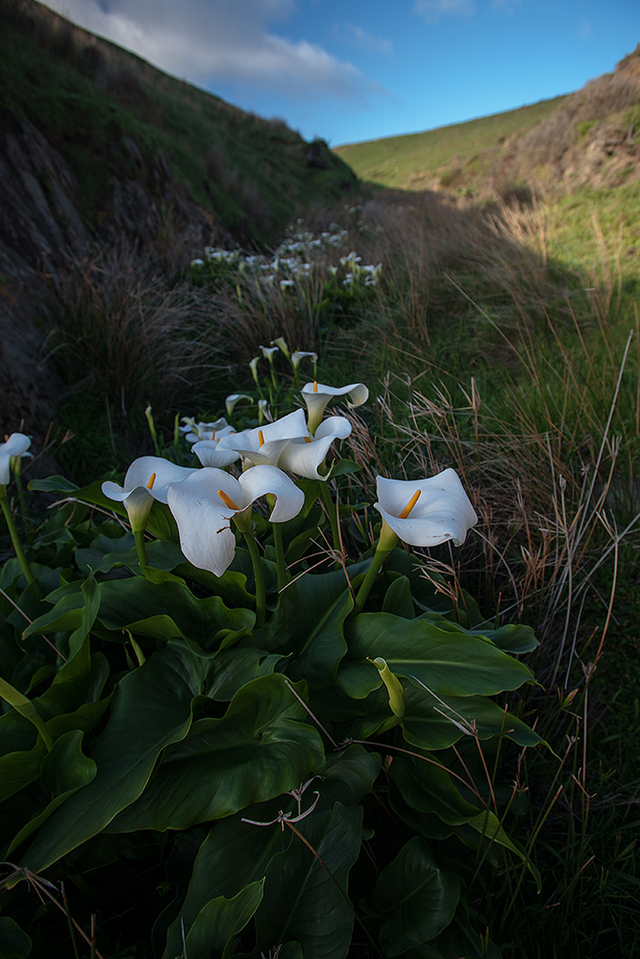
[0,0,358,245]
[334,97,567,190]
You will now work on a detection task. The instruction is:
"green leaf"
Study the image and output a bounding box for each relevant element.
[363,837,460,954]
[109,674,325,832]
[28,475,79,494]
[344,612,534,698]
[255,803,363,959]
[17,642,205,874]
[292,589,353,689]
[7,731,97,855]
[0,917,32,959]
[184,880,265,959]
[382,575,415,618]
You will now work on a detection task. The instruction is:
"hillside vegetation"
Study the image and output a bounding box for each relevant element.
[335,46,640,202]
[1,15,640,958]
[0,0,357,246]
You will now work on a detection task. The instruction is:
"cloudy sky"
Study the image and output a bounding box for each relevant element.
[40,0,639,145]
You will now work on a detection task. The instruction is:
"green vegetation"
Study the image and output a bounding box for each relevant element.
[0,0,357,244]
[2,10,640,959]
[333,98,566,190]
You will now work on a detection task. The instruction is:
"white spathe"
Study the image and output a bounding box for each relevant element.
[0,433,31,485]
[375,469,478,547]
[217,408,308,468]
[278,415,352,480]
[102,456,197,529]
[167,465,305,577]
[301,381,368,432]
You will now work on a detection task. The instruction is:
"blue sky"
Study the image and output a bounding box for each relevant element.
[41,0,639,145]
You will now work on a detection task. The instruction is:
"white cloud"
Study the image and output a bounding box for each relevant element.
[343,23,393,55]
[40,0,388,104]
[413,0,474,23]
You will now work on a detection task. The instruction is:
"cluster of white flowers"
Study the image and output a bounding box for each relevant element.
[101,375,478,580]
[189,225,381,292]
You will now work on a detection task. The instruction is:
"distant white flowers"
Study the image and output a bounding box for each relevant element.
[189,223,381,292]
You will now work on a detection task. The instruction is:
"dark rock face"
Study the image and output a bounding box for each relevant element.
[0,109,232,437]
[0,108,90,280]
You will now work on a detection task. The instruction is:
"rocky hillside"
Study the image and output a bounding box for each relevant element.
[0,0,359,433]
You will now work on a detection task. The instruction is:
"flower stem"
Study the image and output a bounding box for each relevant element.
[242,527,266,627]
[319,481,341,567]
[352,523,399,616]
[134,529,149,568]
[272,521,288,591]
[0,485,34,585]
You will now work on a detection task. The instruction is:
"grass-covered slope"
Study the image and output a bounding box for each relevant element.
[335,44,640,201]
[333,97,567,191]
[0,0,358,245]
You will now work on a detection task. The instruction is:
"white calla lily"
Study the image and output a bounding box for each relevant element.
[217,408,308,469]
[167,465,305,576]
[301,381,368,433]
[260,344,279,363]
[102,456,197,531]
[192,439,240,468]
[278,415,352,480]
[291,350,318,371]
[225,394,253,417]
[0,433,31,485]
[180,417,229,443]
[375,469,478,547]
[270,337,290,359]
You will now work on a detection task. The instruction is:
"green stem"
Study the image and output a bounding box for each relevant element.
[319,481,341,567]
[134,529,149,568]
[351,545,393,616]
[272,522,288,591]
[0,486,34,585]
[242,526,266,627]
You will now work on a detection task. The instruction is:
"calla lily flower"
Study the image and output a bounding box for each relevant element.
[278,416,352,480]
[291,350,318,371]
[225,394,253,417]
[375,469,478,548]
[180,417,230,443]
[192,439,240,468]
[167,465,305,576]
[260,345,279,363]
[249,357,261,384]
[217,408,308,469]
[0,433,31,485]
[270,337,290,358]
[301,381,369,433]
[102,456,197,531]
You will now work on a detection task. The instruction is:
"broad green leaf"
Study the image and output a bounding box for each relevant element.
[29,475,79,493]
[389,754,483,826]
[291,589,353,689]
[344,612,534,697]
[382,575,415,618]
[108,674,325,831]
[185,880,265,959]
[0,743,47,803]
[163,808,293,959]
[0,917,32,959]
[417,610,538,654]
[255,803,363,959]
[8,731,97,855]
[363,837,460,954]
[205,648,282,701]
[18,642,205,875]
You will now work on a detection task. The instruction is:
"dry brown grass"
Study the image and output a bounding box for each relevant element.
[41,241,227,417]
